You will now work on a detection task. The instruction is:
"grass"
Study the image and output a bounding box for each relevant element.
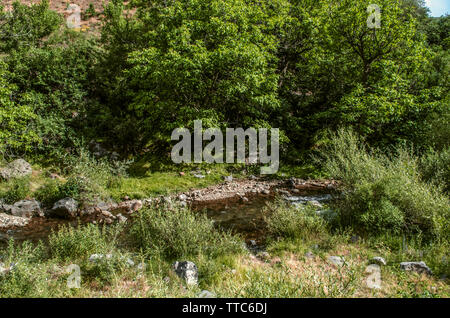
[1,148,324,206]
[0,200,448,298]
[1,139,448,298]
[129,205,244,259]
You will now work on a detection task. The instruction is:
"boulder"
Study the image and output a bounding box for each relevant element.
[10,199,43,218]
[0,159,32,180]
[178,194,188,201]
[49,198,78,218]
[173,261,198,285]
[400,261,432,275]
[0,262,9,276]
[0,201,12,214]
[0,213,30,229]
[109,199,142,214]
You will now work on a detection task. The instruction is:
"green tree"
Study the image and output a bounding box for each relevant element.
[0,61,39,156]
[279,0,443,150]
[100,0,288,151]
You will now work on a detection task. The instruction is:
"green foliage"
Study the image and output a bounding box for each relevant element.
[52,148,129,203]
[99,0,286,150]
[265,201,328,240]
[5,34,100,156]
[0,0,61,53]
[130,205,244,259]
[419,147,450,193]
[82,3,98,20]
[320,129,450,240]
[0,61,39,156]
[0,240,50,298]
[48,223,122,261]
[279,0,445,150]
[0,176,31,204]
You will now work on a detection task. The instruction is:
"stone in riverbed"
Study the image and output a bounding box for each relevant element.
[0,201,12,214]
[173,261,198,285]
[0,213,30,228]
[10,199,43,218]
[49,198,78,218]
[400,261,432,275]
[0,159,32,180]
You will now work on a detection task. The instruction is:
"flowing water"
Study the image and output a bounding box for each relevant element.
[0,188,333,245]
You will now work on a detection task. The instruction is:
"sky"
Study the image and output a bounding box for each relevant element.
[425,0,450,17]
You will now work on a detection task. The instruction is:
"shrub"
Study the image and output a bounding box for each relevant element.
[0,240,50,298]
[0,61,39,156]
[50,148,130,203]
[129,205,244,259]
[48,223,123,261]
[265,201,328,240]
[0,176,31,204]
[0,0,61,53]
[34,179,64,207]
[320,129,450,240]
[6,34,100,157]
[419,147,450,193]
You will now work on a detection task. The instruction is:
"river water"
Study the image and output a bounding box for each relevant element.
[0,189,333,245]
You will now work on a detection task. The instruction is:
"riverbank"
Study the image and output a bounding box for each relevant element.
[0,200,448,298]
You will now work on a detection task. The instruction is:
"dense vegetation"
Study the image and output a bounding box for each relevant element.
[0,0,449,297]
[0,0,448,158]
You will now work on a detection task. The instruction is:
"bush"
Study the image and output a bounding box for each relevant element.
[265,201,328,240]
[419,147,450,193]
[0,240,50,298]
[0,0,61,53]
[130,205,244,259]
[320,129,450,240]
[48,223,122,261]
[34,179,64,207]
[6,34,100,156]
[0,61,39,156]
[0,176,31,204]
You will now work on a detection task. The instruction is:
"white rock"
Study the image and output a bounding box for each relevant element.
[400,261,432,275]
[328,256,345,267]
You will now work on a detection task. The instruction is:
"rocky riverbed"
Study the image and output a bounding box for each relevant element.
[0,165,338,242]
